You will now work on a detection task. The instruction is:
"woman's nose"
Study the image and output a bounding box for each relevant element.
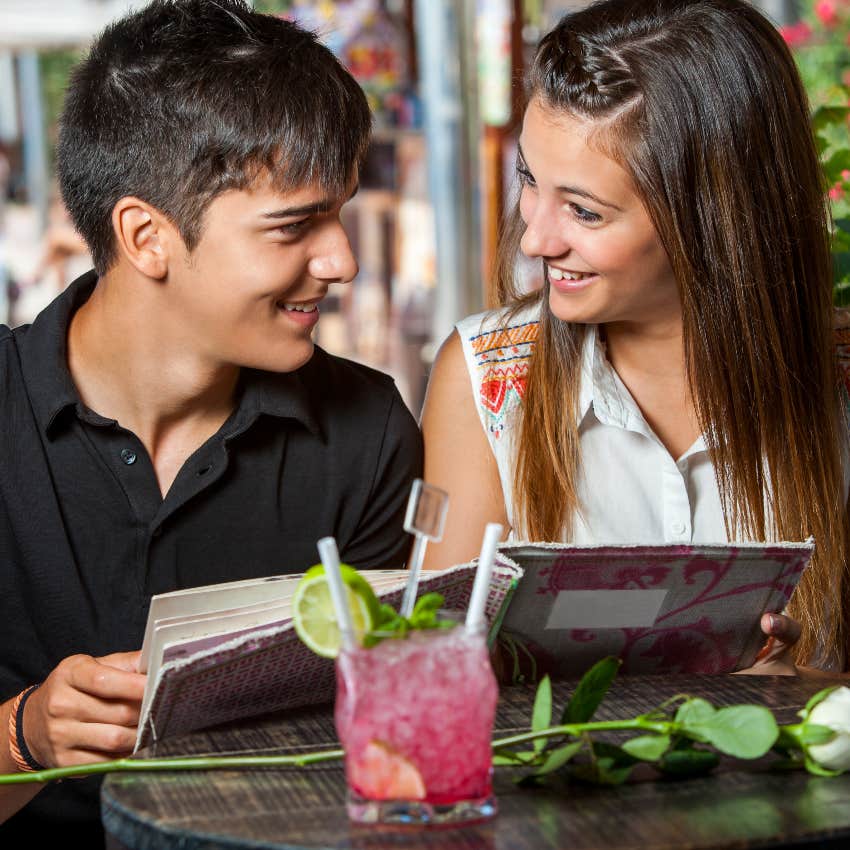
[520,197,568,260]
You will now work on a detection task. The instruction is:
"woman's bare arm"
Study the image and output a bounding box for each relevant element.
[420,330,508,570]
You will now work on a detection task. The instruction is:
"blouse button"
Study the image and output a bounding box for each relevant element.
[670,520,686,535]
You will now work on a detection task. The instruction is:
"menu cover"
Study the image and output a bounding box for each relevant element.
[493,539,814,679]
[135,560,523,751]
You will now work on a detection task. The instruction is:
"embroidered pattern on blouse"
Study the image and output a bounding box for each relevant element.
[469,319,539,439]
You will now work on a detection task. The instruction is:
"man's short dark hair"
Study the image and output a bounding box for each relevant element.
[57,0,372,274]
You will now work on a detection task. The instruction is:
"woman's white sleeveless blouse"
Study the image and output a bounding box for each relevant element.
[457,302,732,544]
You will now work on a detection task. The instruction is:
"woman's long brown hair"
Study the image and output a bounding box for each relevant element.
[495,0,849,667]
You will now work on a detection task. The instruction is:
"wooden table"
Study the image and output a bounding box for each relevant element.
[102,674,850,850]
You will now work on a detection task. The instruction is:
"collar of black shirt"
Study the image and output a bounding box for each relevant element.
[14,269,321,440]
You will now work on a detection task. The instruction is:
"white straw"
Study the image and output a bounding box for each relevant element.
[465,522,504,635]
[317,536,356,652]
[400,534,428,618]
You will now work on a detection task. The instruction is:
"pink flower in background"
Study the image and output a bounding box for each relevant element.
[829,182,846,200]
[780,21,814,45]
[815,0,840,26]
[843,170,850,182]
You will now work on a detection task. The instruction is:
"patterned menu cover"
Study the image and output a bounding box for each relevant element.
[494,540,814,679]
[135,561,523,751]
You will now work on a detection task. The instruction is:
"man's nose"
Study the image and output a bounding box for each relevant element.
[309,223,359,284]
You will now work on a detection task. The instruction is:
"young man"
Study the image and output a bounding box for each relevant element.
[0,1,422,842]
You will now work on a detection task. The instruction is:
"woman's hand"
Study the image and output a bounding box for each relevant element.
[22,651,146,768]
[736,613,801,676]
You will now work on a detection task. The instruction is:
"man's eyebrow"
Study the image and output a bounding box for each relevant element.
[515,142,623,212]
[261,184,359,219]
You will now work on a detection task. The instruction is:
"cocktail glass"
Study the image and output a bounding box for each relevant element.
[334,621,498,825]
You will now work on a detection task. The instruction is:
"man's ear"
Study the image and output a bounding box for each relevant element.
[111,197,182,279]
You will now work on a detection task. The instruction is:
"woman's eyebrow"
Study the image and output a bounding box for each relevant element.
[516,141,624,212]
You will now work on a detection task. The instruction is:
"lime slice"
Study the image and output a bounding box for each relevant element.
[292,563,381,658]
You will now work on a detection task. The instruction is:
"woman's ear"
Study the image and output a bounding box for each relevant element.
[111,197,181,280]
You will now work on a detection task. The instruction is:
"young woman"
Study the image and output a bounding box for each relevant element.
[421,0,850,673]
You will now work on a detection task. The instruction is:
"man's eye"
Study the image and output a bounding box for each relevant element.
[570,204,602,224]
[277,219,309,236]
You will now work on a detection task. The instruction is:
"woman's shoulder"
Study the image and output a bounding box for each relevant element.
[455,301,541,345]
[454,300,541,439]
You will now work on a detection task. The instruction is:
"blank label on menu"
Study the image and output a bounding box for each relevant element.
[544,589,669,630]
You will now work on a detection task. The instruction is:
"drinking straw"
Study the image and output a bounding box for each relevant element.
[400,533,428,618]
[316,536,356,652]
[465,522,504,635]
[399,479,449,618]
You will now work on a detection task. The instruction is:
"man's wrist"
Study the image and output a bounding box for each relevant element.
[8,685,47,772]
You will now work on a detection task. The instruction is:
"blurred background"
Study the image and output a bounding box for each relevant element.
[0,0,845,417]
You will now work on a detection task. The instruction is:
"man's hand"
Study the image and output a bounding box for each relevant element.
[23,651,146,768]
[736,613,802,676]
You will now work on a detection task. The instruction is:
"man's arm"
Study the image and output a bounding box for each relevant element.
[341,391,423,571]
[0,651,145,824]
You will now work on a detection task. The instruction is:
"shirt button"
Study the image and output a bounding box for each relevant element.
[120,449,137,465]
[671,520,686,535]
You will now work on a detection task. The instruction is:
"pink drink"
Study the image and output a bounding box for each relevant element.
[335,625,498,824]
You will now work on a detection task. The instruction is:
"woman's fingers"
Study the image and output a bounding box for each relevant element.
[760,612,802,646]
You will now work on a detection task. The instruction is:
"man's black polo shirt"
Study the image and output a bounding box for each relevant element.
[0,271,422,844]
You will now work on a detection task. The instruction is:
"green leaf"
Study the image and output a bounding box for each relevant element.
[823,149,850,183]
[532,675,552,753]
[657,747,719,777]
[813,105,850,134]
[377,603,398,626]
[688,705,779,759]
[590,740,639,766]
[800,724,837,747]
[492,749,538,766]
[675,697,716,729]
[561,656,621,724]
[532,742,583,776]
[412,592,443,617]
[570,756,633,786]
[621,734,671,762]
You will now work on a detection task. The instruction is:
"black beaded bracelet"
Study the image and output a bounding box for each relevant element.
[13,684,46,772]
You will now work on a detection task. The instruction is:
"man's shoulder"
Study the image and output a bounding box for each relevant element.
[0,322,23,371]
[300,346,400,409]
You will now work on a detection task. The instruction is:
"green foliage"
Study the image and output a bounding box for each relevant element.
[560,656,620,724]
[782,2,850,296]
[493,655,835,788]
[361,592,455,646]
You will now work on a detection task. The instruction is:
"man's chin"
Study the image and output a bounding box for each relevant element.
[239,340,316,374]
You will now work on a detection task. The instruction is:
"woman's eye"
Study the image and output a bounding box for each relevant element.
[570,204,602,224]
[516,166,537,187]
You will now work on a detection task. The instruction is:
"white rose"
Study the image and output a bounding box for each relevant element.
[807,686,850,772]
